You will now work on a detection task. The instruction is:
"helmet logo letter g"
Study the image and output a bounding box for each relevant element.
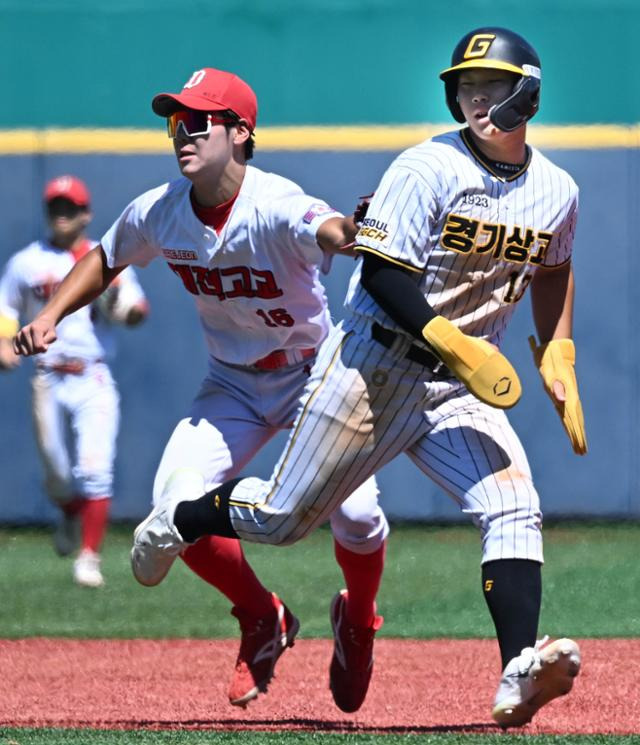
[464,33,496,60]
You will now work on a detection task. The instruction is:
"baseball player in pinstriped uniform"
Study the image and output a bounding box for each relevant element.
[0,175,149,587]
[13,68,388,711]
[121,28,587,725]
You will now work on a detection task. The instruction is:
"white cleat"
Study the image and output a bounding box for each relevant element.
[73,549,104,588]
[130,468,205,587]
[492,637,581,728]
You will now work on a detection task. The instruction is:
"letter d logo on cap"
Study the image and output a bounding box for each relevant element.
[184,69,207,89]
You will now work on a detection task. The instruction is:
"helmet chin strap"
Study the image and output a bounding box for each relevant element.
[488,76,540,132]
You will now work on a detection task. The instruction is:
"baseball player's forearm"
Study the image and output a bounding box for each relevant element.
[360,254,436,335]
[14,246,124,356]
[55,247,123,320]
[316,216,359,256]
[530,262,574,342]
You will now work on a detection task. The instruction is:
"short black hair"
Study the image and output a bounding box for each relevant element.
[219,109,255,160]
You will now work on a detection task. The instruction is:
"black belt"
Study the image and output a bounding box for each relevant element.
[371,323,451,377]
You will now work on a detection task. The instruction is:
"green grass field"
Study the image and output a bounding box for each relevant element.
[1,522,639,639]
[1,731,639,745]
[1,522,639,745]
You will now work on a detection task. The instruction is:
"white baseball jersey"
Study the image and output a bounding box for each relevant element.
[102,165,388,555]
[0,239,146,365]
[0,239,147,501]
[101,165,338,366]
[220,128,579,565]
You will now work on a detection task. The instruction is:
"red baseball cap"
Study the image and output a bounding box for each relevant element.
[44,175,91,207]
[152,68,257,131]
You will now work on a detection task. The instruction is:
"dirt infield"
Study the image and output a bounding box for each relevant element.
[0,638,637,734]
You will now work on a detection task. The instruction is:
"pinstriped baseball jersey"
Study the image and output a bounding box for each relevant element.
[101,165,340,366]
[347,128,578,346]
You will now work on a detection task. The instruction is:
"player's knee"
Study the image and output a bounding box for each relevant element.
[466,472,540,533]
[74,470,114,498]
[474,500,542,530]
[478,504,543,562]
[330,504,389,550]
[331,502,374,534]
[45,475,74,503]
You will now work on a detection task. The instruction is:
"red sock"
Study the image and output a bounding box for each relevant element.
[79,497,110,553]
[181,536,275,617]
[334,539,386,627]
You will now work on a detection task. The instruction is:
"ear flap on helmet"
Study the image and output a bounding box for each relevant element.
[444,76,466,123]
[488,75,540,132]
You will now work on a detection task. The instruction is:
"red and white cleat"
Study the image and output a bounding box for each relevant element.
[228,592,300,708]
[328,589,383,713]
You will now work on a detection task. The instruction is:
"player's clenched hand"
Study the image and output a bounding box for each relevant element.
[422,316,521,409]
[529,335,587,455]
[13,316,58,356]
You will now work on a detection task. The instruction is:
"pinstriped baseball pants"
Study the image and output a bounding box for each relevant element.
[228,316,543,564]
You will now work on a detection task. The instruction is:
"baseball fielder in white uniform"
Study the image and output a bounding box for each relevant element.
[0,175,149,588]
[117,29,587,725]
[13,69,389,711]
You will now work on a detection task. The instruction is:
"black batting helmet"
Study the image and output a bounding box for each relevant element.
[439,27,541,132]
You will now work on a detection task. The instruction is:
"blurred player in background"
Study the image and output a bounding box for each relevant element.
[12,71,389,712]
[0,175,149,588]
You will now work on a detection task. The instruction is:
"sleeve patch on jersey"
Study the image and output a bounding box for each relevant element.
[303,203,338,224]
[357,217,389,243]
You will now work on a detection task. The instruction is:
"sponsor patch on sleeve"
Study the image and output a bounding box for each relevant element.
[356,217,389,243]
[302,203,337,224]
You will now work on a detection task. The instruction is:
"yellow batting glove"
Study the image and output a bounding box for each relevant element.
[529,336,587,455]
[422,316,521,409]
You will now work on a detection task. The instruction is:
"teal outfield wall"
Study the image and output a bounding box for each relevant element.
[1,0,639,128]
[1,145,639,523]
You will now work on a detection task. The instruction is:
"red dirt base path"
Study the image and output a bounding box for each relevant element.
[0,638,638,734]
